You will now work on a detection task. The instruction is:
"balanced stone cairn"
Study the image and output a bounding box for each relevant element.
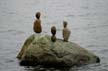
[33,12,42,33]
[51,26,56,42]
[62,21,71,42]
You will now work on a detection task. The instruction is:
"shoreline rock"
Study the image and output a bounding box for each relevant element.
[17,34,100,67]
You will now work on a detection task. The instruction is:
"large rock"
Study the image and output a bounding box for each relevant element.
[17,34,100,67]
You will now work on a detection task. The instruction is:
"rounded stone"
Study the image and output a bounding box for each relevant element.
[62,28,71,42]
[51,36,56,42]
[17,34,100,67]
[51,26,56,36]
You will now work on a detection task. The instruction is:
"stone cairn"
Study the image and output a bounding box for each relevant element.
[33,12,71,42]
[62,21,71,42]
[33,12,42,33]
[51,26,56,42]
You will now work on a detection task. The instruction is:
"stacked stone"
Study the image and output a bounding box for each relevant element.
[33,12,42,33]
[62,21,71,42]
[51,26,56,42]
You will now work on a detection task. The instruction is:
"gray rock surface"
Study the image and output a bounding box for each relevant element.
[17,34,100,67]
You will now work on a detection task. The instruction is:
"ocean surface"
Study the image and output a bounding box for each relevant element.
[0,0,108,71]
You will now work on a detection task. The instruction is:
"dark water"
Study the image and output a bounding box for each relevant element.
[0,0,108,71]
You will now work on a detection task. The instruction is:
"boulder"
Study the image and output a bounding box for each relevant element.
[17,34,100,67]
